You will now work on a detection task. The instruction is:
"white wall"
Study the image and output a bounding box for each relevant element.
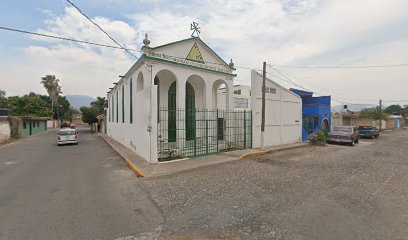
[106,67,158,163]
[0,117,11,143]
[106,37,236,163]
[47,120,56,129]
[251,70,302,148]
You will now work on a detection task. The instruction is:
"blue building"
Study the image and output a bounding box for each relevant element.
[291,89,331,141]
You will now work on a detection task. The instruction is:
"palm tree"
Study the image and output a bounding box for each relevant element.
[41,75,62,127]
[90,97,107,114]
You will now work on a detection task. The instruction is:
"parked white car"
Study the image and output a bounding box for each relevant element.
[57,128,78,146]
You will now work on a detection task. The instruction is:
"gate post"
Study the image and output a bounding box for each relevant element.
[216,109,219,152]
[206,118,209,154]
[244,110,247,149]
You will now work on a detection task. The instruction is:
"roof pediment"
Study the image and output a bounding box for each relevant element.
[144,37,235,75]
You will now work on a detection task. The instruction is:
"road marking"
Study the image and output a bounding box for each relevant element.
[4,161,20,165]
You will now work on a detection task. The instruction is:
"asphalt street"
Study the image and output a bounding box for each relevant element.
[0,129,162,240]
[1,128,408,240]
[145,130,408,239]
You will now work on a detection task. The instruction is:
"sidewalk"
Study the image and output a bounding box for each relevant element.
[99,133,308,178]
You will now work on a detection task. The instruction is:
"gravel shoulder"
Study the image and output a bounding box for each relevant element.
[143,130,408,239]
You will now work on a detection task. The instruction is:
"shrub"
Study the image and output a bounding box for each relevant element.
[308,130,327,144]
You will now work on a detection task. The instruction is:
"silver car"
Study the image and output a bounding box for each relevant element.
[57,128,78,146]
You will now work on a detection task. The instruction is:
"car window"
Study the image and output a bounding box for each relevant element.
[358,126,373,130]
[58,130,76,136]
[332,127,352,133]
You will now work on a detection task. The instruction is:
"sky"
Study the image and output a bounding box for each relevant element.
[1,0,408,106]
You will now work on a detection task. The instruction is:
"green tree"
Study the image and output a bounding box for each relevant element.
[41,75,62,120]
[0,89,7,108]
[80,106,98,126]
[7,94,52,117]
[403,105,408,117]
[56,96,73,121]
[90,97,106,114]
[0,89,5,98]
[384,104,403,115]
[360,107,386,120]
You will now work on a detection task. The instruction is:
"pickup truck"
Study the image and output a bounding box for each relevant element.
[327,126,359,146]
[358,126,379,139]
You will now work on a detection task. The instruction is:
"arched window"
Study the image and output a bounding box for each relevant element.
[122,85,125,123]
[137,72,144,91]
[129,78,133,124]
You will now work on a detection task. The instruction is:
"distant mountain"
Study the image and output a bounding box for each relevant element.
[65,95,96,110]
[332,104,377,112]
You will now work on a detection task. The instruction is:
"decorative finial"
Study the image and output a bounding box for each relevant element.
[190,22,201,37]
[143,33,150,46]
[229,58,235,68]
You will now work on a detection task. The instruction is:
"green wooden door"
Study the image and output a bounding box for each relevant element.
[185,82,195,141]
[168,82,176,142]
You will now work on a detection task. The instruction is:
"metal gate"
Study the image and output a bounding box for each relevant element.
[158,108,252,161]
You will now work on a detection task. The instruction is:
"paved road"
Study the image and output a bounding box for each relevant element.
[145,130,408,239]
[0,129,162,240]
[2,129,408,240]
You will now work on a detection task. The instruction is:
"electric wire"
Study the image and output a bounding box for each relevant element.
[267,65,408,104]
[1,23,407,103]
[0,25,258,70]
[268,63,408,69]
[0,26,140,52]
[65,0,139,59]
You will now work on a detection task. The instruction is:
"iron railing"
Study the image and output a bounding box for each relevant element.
[157,107,252,161]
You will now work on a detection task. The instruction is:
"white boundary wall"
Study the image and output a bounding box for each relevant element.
[251,70,302,148]
[0,117,11,143]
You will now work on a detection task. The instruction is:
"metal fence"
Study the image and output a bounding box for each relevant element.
[158,107,252,161]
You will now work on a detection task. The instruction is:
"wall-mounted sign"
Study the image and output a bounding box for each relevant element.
[145,51,233,75]
[262,87,276,94]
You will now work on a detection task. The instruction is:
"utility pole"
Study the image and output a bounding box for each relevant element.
[261,62,266,149]
[379,99,382,132]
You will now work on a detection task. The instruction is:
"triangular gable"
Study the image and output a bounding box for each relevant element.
[151,37,230,69]
[186,42,204,63]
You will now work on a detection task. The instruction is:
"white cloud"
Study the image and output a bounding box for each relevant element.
[2,0,408,105]
[12,7,137,97]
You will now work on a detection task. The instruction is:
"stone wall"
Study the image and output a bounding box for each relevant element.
[0,116,11,143]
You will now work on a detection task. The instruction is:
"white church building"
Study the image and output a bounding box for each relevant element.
[105,34,301,164]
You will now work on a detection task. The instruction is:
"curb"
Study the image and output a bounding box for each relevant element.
[264,143,309,154]
[125,159,145,178]
[239,143,309,159]
[240,151,266,159]
[99,134,146,178]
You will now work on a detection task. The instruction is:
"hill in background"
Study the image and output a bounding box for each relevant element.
[65,95,96,110]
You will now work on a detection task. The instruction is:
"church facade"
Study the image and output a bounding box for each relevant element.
[105,35,252,163]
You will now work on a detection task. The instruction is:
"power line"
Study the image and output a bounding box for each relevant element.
[65,0,138,59]
[0,25,258,70]
[0,26,140,53]
[270,66,380,102]
[263,68,355,105]
[2,25,407,104]
[268,63,408,69]
[269,66,408,103]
